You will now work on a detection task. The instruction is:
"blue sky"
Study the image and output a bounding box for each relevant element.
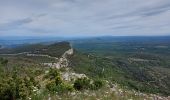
[0,0,170,37]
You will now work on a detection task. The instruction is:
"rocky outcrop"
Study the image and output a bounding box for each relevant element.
[27,54,58,60]
[42,48,73,69]
[62,72,87,81]
[55,48,74,68]
[43,47,87,81]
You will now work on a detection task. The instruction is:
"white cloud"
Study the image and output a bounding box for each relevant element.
[0,0,170,36]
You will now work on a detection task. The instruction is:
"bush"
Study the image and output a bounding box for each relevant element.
[90,80,104,90]
[55,83,74,93]
[0,78,16,100]
[73,78,91,90]
[45,73,74,93]
[46,81,74,93]
[0,58,8,66]
[55,76,62,85]
[0,75,39,100]
[44,68,60,80]
[46,81,56,92]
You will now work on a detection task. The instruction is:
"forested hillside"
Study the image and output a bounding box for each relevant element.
[72,39,170,96]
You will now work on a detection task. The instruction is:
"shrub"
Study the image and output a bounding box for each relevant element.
[46,81,56,92]
[59,67,66,72]
[90,80,104,90]
[0,58,8,66]
[73,78,91,90]
[0,75,39,100]
[46,81,74,93]
[55,76,62,85]
[0,78,16,100]
[44,68,60,80]
[55,83,74,93]
[94,80,104,88]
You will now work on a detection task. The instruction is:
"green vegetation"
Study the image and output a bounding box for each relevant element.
[91,80,105,90]
[37,42,71,57]
[0,42,115,99]
[0,42,71,58]
[71,41,170,96]
[73,77,91,90]
[45,68,104,93]
[73,77,104,91]
[0,40,170,99]
[45,68,74,93]
[0,58,8,66]
[0,42,76,99]
[0,58,41,100]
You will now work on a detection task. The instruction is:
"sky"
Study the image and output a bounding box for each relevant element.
[0,0,170,37]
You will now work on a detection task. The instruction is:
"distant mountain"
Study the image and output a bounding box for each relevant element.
[2,36,170,48]
[70,36,170,44]
[0,36,70,48]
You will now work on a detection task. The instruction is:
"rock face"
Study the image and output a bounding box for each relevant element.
[55,48,73,69]
[62,72,87,81]
[27,54,58,60]
[43,48,73,69]
[63,48,74,56]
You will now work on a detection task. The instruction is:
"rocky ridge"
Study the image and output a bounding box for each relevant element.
[9,44,169,100]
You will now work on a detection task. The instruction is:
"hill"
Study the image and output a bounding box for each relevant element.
[0,41,170,100]
[71,38,170,96]
[0,42,71,58]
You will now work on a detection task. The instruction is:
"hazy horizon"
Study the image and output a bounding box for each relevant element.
[1,34,170,37]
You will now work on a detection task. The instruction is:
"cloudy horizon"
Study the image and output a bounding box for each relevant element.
[0,0,170,37]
